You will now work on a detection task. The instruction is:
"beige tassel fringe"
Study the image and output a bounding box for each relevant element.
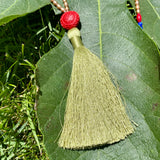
[58,28,134,149]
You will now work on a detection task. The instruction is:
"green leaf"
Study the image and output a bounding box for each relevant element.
[0,0,50,26]
[36,0,160,159]
[131,0,160,48]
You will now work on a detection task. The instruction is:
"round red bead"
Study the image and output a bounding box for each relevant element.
[60,11,80,30]
[136,13,142,23]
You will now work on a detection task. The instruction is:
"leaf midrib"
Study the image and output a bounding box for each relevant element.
[98,0,103,60]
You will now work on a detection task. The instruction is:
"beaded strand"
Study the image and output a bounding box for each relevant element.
[51,0,69,12]
[62,0,69,11]
[135,0,143,29]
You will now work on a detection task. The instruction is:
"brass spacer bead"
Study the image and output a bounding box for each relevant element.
[57,4,61,9]
[136,9,140,13]
[61,8,65,12]
[64,2,68,7]
[135,1,139,5]
[65,7,69,12]
[136,5,140,10]
[52,0,58,5]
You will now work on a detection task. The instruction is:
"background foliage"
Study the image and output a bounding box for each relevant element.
[0,4,62,159]
[0,0,160,160]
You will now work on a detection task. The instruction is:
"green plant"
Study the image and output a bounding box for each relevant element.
[0,4,62,160]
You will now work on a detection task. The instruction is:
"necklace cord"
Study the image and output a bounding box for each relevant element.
[134,0,143,29]
[134,0,140,14]
[63,0,69,11]
[51,0,69,12]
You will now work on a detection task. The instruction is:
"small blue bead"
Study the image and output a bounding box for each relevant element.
[138,22,143,29]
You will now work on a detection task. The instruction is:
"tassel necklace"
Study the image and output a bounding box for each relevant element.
[135,0,143,29]
[51,0,134,149]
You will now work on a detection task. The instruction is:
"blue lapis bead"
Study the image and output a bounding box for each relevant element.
[138,22,143,29]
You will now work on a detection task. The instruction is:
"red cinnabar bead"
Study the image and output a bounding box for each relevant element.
[60,11,80,30]
[136,13,142,22]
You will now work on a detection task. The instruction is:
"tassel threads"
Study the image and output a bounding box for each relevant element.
[58,28,134,149]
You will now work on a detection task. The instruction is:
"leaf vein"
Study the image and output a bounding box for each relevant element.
[97,0,103,59]
[146,0,160,19]
[0,0,19,16]
[102,31,158,66]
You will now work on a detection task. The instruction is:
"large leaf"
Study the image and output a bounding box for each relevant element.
[130,0,160,48]
[36,0,160,159]
[0,0,50,26]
